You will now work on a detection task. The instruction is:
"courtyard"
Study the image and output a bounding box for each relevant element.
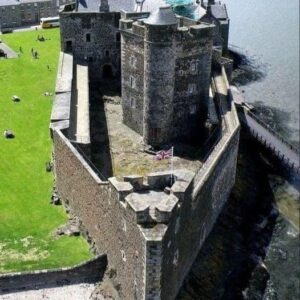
[0,29,92,273]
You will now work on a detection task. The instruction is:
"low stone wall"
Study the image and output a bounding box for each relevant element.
[0,255,107,294]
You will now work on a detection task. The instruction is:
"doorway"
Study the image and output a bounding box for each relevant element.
[102,64,113,79]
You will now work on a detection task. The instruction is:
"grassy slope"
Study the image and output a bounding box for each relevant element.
[0,29,92,273]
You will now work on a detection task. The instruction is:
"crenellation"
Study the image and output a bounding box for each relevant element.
[123,175,144,190]
[188,23,215,38]
[108,177,133,202]
[131,22,145,36]
[119,18,133,30]
[147,171,173,190]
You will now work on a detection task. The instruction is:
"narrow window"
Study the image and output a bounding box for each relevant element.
[130,98,136,108]
[105,50,109,57]
[116,32,121,42]
[190,62,197,72]
[121,250,126,262]
[86,33,91,42]
[190,104,197,114]
[66,40,72,52]
[188,83,196,94]
[130,56,135,67]
[130,76,135,88]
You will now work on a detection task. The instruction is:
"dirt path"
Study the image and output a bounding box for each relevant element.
[0,283,99,300]
[0,43,18,59]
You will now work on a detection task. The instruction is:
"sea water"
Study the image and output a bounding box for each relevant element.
[223,1,299,298]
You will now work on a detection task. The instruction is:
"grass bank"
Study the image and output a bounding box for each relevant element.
[0,29,92,273]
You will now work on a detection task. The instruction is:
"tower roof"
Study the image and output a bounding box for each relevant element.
[144,6,177,26]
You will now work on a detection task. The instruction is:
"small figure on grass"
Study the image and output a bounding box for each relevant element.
[45,161,52,172]
[3,129,15,139]
[11,95,20,102]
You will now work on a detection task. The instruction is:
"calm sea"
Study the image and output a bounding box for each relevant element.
[224,0,299,143]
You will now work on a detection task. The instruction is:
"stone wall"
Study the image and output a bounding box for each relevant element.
[52,128,147,300]
[160,129,239,300]
[172,24,214,142]
[0,255,106,294]
[121,23,145,136]
[52,119,238,300]
[59,10,121,80]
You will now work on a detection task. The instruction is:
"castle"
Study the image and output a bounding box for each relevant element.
[50,0,240,299]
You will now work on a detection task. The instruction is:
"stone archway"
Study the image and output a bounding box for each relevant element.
[102,64,113,79]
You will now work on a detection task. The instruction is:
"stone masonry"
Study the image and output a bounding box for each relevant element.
[59,7,121,80]
[120,9,215,146]
[50,1,240,299]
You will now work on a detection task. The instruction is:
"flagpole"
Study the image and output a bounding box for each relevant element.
[171,146,174,185]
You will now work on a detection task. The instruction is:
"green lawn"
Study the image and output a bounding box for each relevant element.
[0,29,92,273]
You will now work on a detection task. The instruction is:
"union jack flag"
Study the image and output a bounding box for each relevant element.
[155,148,173,160]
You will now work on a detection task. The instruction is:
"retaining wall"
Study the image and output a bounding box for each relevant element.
[0,255,107,294]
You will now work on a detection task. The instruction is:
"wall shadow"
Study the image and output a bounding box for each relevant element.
[176,129,279,299]
[89,80,121,179]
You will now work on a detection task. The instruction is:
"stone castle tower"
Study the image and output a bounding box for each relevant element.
[121,7,214,147]
[52,1,240,299]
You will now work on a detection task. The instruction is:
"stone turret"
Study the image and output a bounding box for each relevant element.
[143,7,178,146]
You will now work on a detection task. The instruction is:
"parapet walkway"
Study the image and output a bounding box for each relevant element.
[231,87,299,173]
[69,63,90,144]
[240,108,299,172]
[213,72,299,174]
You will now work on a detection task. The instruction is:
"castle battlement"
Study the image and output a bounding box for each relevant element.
[107,170,194,226]
[110,168,196,227]
[51,1,240,299]
[120,10,215,41]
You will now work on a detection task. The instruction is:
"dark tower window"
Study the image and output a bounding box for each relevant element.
[102,64,113,79]
[190,104,197,114]
[116,32,121,42]
[66,40,72,52]
[105,50,110,57]
[86,33,91,42]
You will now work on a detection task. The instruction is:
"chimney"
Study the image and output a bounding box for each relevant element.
[100,0,110,12]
